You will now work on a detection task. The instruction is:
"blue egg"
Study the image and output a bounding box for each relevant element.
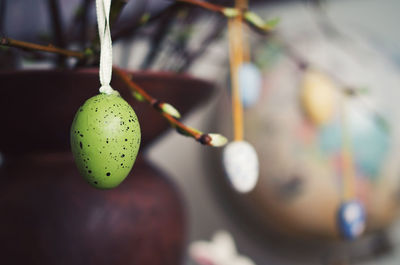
[337,200,366,240]
[238,63,262,108]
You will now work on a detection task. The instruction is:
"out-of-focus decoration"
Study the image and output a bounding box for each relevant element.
[334,94,366,239]
[300,68,336,126]
[223,141,259,193]
[238,63,262,108]
[222,0,260,194]
[319,110,390,180]
[190,230,256,265]
[337,200,366,240]
[215,4,400,239]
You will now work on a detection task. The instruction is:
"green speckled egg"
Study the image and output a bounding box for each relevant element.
[70,93,141,189]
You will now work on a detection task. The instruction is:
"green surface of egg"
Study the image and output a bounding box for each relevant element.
[70,93,141,189]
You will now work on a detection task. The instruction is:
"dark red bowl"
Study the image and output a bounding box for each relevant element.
[0,69,214,265]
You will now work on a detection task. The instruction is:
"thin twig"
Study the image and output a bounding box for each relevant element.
[176,0,276,34]
[113,66,222,146]
[177,0,224,13]
[0,37,85,59]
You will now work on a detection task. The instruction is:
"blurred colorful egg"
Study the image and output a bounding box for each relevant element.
[222,141,259,193]
[238,63,262,108]
[337,200,366,240]
[301,69,336,125]
[71,93,141,189]
[318,110,389,179]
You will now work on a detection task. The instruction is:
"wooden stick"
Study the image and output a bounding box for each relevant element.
[237,0,250,62]
[340,99,356,200]
[228,17,244,141]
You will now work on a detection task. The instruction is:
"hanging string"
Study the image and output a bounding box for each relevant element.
[340,97,356,200]
[96,0,116,95]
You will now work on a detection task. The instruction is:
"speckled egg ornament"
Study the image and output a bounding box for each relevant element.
[70,0,141,189]
[71,93,141,189]
[223,141,259,193]
[337,200,366,240]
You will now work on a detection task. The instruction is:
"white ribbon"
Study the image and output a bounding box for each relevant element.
[96,0,115,95]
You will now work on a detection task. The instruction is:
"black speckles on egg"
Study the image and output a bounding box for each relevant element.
[71,93,141,189]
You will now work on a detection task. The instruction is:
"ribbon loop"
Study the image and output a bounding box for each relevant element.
[96,0,114,94]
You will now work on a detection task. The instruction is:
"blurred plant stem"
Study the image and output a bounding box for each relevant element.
[0,0,7,34]
[176,16,225,72]
[47,0,66,65]
[80,0,92,48]
[140,7,179,70]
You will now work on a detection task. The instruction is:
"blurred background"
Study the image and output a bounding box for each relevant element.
[1,0,400,264]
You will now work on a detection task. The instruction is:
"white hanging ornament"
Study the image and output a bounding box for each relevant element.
[238,63,262,108]
[223,141,259,193]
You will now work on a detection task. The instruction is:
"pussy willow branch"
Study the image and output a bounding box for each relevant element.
[176,0,276,34]
[113,66,217,146]
[177,0,224,13]
[0,36,223,146]
[0,37,85,59]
